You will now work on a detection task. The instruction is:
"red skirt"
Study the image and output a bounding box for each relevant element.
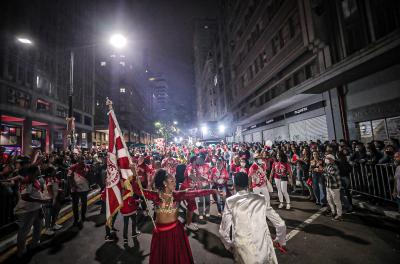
[150,221,194,264]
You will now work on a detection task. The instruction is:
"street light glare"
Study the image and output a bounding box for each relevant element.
[218,124,226,133]
[173,121,178,125]
[201,126,208,134]
[110,34,127,49]
[17,37,33,45]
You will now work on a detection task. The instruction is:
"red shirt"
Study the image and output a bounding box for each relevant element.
[183,163,210,189]
[271,161,291,180]
[120,189,139,216]
[137,162,151,187]
[235,166,248,174]
[161,157,178,176]
[210,167,229,186]
[248,163,266,188]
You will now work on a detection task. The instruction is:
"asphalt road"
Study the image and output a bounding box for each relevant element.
[2,194,400,264]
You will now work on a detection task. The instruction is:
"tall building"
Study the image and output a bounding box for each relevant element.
[0,0,96,154]
[193,19,218,122]
[151,74,170,122]
[195,0,400,143]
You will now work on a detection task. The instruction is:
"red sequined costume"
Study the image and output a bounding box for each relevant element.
[132,182,215,264]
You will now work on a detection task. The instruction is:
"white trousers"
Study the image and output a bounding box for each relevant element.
[326,187,342,216]
[275,178,290,204]
[253,186,271,207]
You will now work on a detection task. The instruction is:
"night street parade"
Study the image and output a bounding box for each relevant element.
[0,0,400,263]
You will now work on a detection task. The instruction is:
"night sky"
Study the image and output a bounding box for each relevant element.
[102,0,218,123]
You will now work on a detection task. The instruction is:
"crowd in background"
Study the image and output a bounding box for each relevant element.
[0,136,399,257]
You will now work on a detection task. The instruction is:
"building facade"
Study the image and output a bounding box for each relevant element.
[0,0,96,154]
[195,0,400,143]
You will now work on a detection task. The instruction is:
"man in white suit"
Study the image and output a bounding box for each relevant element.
[219,172,286,264]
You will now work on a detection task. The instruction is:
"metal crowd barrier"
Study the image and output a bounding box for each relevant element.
[349,163,396,202]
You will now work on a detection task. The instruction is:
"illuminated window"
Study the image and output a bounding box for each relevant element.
[100,61,106,66]
[120,88,126,93]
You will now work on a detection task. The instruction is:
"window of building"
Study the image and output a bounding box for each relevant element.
[370,0,400,40]
[100,61,106,66]
[56,106,68,118]
[36,99,51,113]
[84,116,92,126]
[73,112,82,123]
[120,88,126,93]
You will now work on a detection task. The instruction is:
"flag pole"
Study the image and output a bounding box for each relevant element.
[129,164,156,229]
[106,98,156,229]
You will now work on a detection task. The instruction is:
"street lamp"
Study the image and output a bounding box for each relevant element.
[67,33,127,150]
[17,37,33,45]
[173,121,178,125]
[218,124,226,133]
[109,34,127,49]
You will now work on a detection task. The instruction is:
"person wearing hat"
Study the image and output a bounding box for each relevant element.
[324,154,342,221]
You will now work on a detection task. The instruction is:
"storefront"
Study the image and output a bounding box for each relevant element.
[241,100,329,143]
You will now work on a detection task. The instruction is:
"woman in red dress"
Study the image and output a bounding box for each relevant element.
[132,168,216,264]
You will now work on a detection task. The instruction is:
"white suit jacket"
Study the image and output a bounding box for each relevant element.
[219,190,279,264]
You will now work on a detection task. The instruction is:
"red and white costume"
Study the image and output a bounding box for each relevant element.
[210,167,229,187]
[161,157,178,177]
[137,162,152,189]
[249,162,271,207]
[271,161,292,205]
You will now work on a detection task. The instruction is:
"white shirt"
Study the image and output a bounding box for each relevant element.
[14,182,43,214]
[219,190,284,264]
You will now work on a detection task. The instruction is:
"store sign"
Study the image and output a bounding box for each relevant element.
[285,101,325,118]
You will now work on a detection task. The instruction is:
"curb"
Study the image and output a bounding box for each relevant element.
[0,189,100,256]
[353,199,400,221]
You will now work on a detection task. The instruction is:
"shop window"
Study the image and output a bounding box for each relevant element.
[359,121,373,143]
[371,119,387,141]
[387,116,400,140]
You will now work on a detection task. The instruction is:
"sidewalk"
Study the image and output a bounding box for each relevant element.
[0,189,101,257]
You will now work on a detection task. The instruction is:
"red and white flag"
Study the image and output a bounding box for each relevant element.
[105,108,133,226]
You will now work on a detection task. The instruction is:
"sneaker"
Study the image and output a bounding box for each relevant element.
[205,214,210,218]
[131,231,141,238]
[286,204,291,210]
[278,203,284,209]
[105,235,114,242]
[332,215,343,221]
[199,215,204,220]
[53,224,62,230]
[43,228,55,236]
[185,223,199,231]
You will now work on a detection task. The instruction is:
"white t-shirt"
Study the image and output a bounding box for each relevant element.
[14,181,43,214]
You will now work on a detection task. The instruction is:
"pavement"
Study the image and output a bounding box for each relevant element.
[0,193,399,264]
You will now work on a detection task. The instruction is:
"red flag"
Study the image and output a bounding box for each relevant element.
[105,109,133,226]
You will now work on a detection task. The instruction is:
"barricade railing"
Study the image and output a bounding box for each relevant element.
[349,163,396,202]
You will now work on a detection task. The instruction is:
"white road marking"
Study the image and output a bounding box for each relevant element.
[286,207,327,241]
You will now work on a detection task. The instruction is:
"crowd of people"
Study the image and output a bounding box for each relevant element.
[1,136,399,262]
